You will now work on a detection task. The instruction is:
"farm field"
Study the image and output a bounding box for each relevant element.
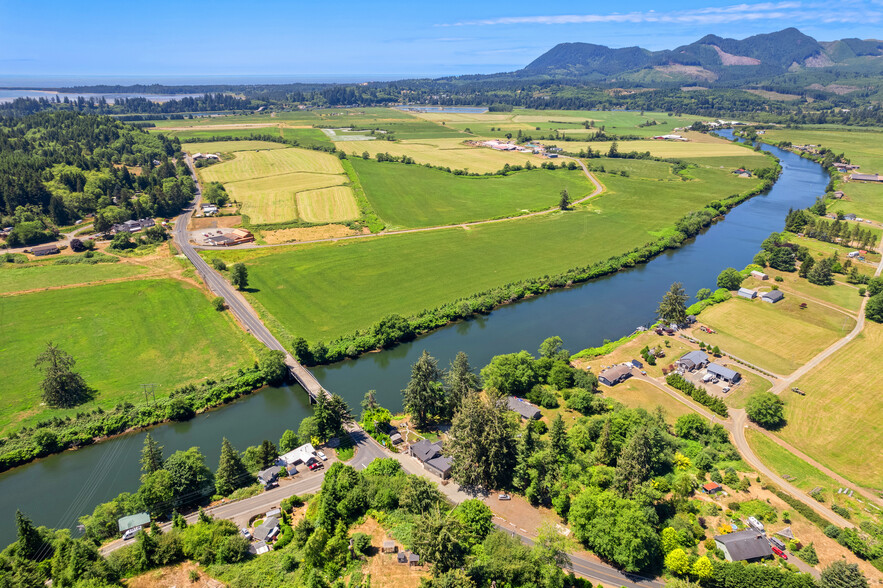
[781,321,883,489]
[225,172,349,224]
[350,158,592,228]
[829,181,883,223]
[762,127,883,170]
[560,137,770,163]
[296,186,360,223]
[197,146,345,183]
[154,126,282,142]
[742,271,863,313]
[336,137,533,174]
[207,166,763,343]
[697,295,855,375]
[182,140,287,155]
[0,262,148,294]
[0,279,258,433]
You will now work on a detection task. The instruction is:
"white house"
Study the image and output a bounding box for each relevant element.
[278,443,318,467]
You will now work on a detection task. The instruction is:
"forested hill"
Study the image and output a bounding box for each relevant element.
[519,28,883,85]
[0,112,193,245]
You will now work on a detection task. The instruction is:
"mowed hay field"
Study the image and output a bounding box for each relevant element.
[697,295,855,375]
[208,166,763,343]
[0,279,258,433]
[336,138,537,174]
[0,262,148,294]
[296,186,360,223]
[781,321,883,489]
[350,158,593,228]
[830,181,883,223]
[182,140,288,155]
[187,142,358,225]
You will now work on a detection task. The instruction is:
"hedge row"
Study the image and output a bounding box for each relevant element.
[665,374,729,417]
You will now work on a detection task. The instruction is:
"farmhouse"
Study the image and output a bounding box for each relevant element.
[761,290,784,304]
[714,529,773,562]
[383,540,397,554]
[507,396,542,420]
[278,443,319,467]
[598,364,632,386]
[843,214,857,221]
[750,270,768,280]
[678,350,709,371]
[707,363,741,383]
[737,287,757,299]
[117,512,150,535]
[30,244,60,257]
[849,173,882,182]
[408,439,451,479]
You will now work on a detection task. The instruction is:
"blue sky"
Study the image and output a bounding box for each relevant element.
[2,0,883,82]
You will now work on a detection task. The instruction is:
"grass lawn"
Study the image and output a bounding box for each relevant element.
[296,186,360,223]
[206,166,761,344]
[783,232,881,270]
[573,330,693,380]
[746,429,879,523]
[350,158,592,228]
[779,321,883,489]
[743,271,863,313]
[590,158,678,180]
[762,127,883,171]
[0,279,259,433]
[601,378,697,423]
[336,137,536,174]
[697,295,855,375]
[181,140,288,155]
[0,262,148,294]
[723,373,773,409]
[829,181,883,224]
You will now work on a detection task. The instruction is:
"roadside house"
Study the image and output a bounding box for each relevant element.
[117,512,150,535]
[714,529,773,562]
[761,290,784,304]
[737,287,757,299]
[30,244,60,257]
[257,465,283,486]
[678,350,709,371]
[253,516,280,542]
[598,364,632,386]
[707,363,741,383]
[408,439,452,479]
[844,213,857,221]
[507,397,541,420]
[278,443,318,467]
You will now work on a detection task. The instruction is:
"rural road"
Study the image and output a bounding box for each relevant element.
[194,153,604,251]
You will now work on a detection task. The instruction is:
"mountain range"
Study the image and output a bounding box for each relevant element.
[513,28,883,89]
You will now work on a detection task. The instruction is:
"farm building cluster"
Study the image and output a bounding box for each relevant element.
[202,228,255,246]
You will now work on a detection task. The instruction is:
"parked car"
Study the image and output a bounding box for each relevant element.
[309,462,323,471]
[264,480,278,490]
[498,494,511,501]
[122,528,138,541]
[317,450,327,461]
[722,387,731,393]
[771,546,787,559]
[240,528,252,540]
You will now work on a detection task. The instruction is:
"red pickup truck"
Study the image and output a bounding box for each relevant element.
[771,546,788,559]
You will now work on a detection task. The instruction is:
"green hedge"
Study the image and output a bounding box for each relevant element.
[665,373,729,417]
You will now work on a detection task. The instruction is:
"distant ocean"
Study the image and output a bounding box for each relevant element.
[0,74,430,88]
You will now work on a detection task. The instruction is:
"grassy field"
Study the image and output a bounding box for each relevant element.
[296,186,360,223]
[779,321,883,489]
[697,295,855,375]
[0,279,258,433]
[723,373,773,409]
[182,140,287,155]
[225,172,350,224]
[155,126,283,142]
[601,378,696,423]
[336,137,534,174]
[206,166,763,343]
[763,127,883,170]
[0,262,148,294]
[829,181,883,223]
[742,271,863,313]
[562,137,770,164]
[197,146,344,183]
[350,158,592,228]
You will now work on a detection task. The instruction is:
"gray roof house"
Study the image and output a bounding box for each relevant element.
[257,465,282,485]
[678,350,709,371]
[762,290,784,304]
[707,363,741,383]
[598,364,632,387]
[844,213,858,220]
[117,512,150,533]
[253,516,280,542]
[424,456,453,480]
[31,244,60,257]
[409,439,443,462]
[737,287,757,299]
[714,529,773,562]
[507,397,541,420]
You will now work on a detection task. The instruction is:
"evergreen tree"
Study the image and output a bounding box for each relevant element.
[614,427,654,496]
[445,352,480,417]
[411,509,465,574]
[33,342,94,408]
[140,433,164,476]
[448,393,517,490]
[821,560,868,588]
[592,420,614,465]
[216,438,250,496]
[513,424,538,491]
[256,440,278,469]
[361,389,378,413]
[230,263,248,290]
[403,351,445,428]
[799,254,815,278]
[559,189,570,211]
[656,282,689,324]
[549,414,568,460]
[15,510,42,560]
[808,258,834,285]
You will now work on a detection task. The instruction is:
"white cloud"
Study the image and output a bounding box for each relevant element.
[442,2,882,27]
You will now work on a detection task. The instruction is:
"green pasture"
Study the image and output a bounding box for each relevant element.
[763,127,883,170]
[829,181,883,223]
[350,158,592,228]
[0,262,147,294]
[206,165,762,343]
[0,279,258,433]
[182,140,287,155]
[153,126,281,141]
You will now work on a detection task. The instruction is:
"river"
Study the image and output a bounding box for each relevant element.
[0,132,828,544]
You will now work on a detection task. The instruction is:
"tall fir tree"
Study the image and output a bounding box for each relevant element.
[15,510,42,560]
[444,352,480,418]
[215,438,250,496]
[593,420,614,465]
[403,351,446,428]
[140,433,164,476]
[549,414,568,460]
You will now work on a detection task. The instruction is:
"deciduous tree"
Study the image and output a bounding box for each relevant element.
[745,392,785,428]
[716,268,744,290]
[33,342,94,408]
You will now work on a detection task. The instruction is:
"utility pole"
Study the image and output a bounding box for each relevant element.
[141,383,157,406]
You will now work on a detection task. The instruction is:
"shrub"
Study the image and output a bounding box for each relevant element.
[166,397,196,421]
[824,525,841,539]
[831,504,851,519]
[774,275,783,282]
[211,258,227,271]
[745,392,785,428]
[212,296,225,311]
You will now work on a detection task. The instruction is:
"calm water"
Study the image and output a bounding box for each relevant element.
[0,133,827,543]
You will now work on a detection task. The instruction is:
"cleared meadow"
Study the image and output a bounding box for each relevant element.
[226,172,350,224]
[337,138,534,174]
[350,158,592,228]
[182,140,287,154]
[0,279,258,433]
[0,262,148,294]
[206,166,763,343]
[296,186,360,223]
[697,295,855,375]
[780,322,883,489]
[198,146,345,183]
